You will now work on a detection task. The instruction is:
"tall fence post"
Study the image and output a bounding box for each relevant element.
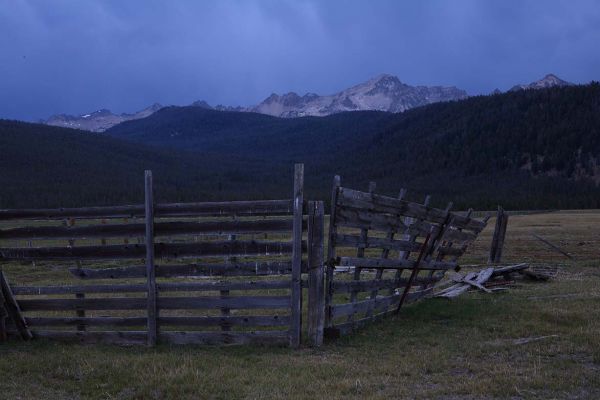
[324,175,341,337]
[144,170,158,346]
[290,163,304,348]
[307,201,325,347]
[488,206,508,264]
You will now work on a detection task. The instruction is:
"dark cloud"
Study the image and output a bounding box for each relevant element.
[1,0,599,121]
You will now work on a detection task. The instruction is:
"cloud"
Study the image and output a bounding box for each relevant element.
[0,0,599,121]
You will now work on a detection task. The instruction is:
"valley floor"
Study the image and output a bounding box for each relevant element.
[1,211,599,399]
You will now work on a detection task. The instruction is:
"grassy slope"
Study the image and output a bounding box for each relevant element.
[1,211,599,399]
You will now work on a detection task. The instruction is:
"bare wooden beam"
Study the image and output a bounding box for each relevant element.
[145,170,157,346]
[290,163,304,348]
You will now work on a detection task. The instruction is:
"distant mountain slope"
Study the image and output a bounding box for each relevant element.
[509,73,574,92]
[106,83,600,210]
[250,74,467,117]
[0,120,289,208]
[45,103,163,132]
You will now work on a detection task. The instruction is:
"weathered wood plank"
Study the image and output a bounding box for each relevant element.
[290,163,304,348]
[19,295,290,311]
[334,233,421,252]
[332,277,437,293]
[0,271,32,340]
[336,188,486,231]
[159,315,290,327]
[0,219,295,241]
[12,284,148,295]
[32,330,147,345]
[69,261,306,279]
[307,201,325,347]
[325,175,341,329]
[0,200,294,221]
[159,331,289,346]
[26,317,146,327]
[0,240,299,261]
[19,297,147,311]
[337,256,457,271]
[329,290,429,319]
[158,295,291,310]
[145,170,157,346]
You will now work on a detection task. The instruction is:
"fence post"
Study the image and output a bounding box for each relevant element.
[144,170,158,346]
[307,201,325,347]
[0,270,32,340]
[488,206,508,264]
[290,164,304,348]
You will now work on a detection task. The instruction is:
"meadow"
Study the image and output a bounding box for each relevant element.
[1,210,599,399]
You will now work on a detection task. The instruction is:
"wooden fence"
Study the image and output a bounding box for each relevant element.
[0,167,494,348]
[324,177,490,337]
[0,164,326,347]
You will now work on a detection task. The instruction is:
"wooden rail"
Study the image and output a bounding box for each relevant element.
[324,179,489,338]
[0,164,326,348]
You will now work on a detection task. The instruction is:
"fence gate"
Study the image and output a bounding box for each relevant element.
[324,177,489,337]
[0,164,325,347]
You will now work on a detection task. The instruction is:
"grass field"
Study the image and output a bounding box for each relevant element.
[1,210,600,399]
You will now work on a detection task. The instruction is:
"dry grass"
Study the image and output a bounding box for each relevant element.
[1,211,600,399]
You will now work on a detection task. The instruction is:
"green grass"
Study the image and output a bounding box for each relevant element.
[1,211,600,399]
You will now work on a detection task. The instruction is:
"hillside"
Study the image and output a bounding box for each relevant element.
[3,84,600,210]
[0,120,290,208]
[106,83,600,209]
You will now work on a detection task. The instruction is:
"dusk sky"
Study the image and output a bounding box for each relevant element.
[1,0,599,121]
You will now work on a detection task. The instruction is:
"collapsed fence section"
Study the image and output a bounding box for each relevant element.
[324,177,490,337]
[0,164,325,347]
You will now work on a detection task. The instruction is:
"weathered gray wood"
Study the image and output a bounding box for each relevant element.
[0,271,32,340]
[159,331,289,346]
[0,200,294,221]
[26,317,147,327]
[325,175,341,329]
[25,315,290,328]
[19,295,290,311]
[334,234,422,252]
[32,330,147,345]
[13,280,291,295]
[159,315,290,327]
[12,283,148,295]
[290,163,304,348]
[0,219,295,241]
[329,290,428,319]
[0,285,8,342]
[19,297,148,311]
[338,256,457,270]
[348,182,376,324]
[0,240,299,261]
[69,261,306,279]
[488,206,509,263]
[336,188,486,232]
[154,199,294,218]
[159,295,291,310]
[332,277,437,293]
[145,170,157,346]
[336,207,478,244]
[307,201,325,347]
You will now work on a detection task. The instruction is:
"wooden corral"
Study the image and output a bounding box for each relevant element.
[0,164,325,347]
[324,176,490,337]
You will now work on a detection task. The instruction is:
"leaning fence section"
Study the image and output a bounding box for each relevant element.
[324,177,489,337]
[0,164,325,347]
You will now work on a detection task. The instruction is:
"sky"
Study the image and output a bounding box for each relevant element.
[1,0,599,121]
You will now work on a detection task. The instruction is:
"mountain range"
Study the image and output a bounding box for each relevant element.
[43,73,574,132]
[44,103,163,132]
[5,82,598,210]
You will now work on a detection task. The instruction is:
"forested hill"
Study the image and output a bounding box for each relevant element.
[2,83,600,209]
[106,83,600,210]
[0,120,291,208]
